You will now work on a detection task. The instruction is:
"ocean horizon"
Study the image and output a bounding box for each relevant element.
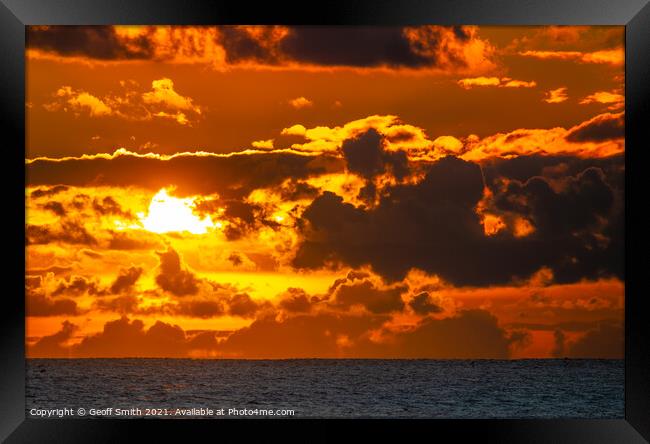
[26,358,624,419]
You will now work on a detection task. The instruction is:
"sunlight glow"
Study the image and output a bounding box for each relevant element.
[139,188,214,234]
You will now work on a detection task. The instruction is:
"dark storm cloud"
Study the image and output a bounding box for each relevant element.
[41,201,66,217]
[567,321,623,358]
[160,291,265,319]
[27,152,344,199]
[277,27,431,68]
[227,293,263,318]
[409,292,443,315]
[174,299,225,319]
[278,288,313,313]
[30,321,78,357]
[52,275,106,297]
[480,153,624,189]
[219,26,480,69]
[95,294,142,315]
[28,25,486,70]
[279,180,320,201]
[330,280,406,314]
[339,129,410,203]
[155,247,200,296]
[195,198,265,241]
[72,317,219,358]
[27,26,153,60]
[110,266,143,294]
[30,185,69,199]
[217,312,389,358]
[565,112,624,143]
[490,166,623,283]
[27,292,78,317]
[389,310,519,359]
[342,129,409,181]
[28,317,220,358]
[107,230,163,251]
[27,220,97,246]
[216,308,517,359]
[92,196,134,219]
[293,155,622,286]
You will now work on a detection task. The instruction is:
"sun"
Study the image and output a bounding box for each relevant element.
[139,188,215,234]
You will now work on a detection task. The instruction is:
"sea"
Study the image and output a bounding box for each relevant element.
[26,359,624,419]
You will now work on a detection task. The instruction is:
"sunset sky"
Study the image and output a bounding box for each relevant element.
[25,25,624,359]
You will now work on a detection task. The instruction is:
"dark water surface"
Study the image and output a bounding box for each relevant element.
[26,359,623,418]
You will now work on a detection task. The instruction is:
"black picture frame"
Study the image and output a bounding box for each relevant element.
[1,1,648,442]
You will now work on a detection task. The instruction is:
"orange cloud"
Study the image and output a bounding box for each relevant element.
[251,139,274,149]
[462,112,624,160]
[544,87,568,103]
[519,48,624,65]
[142,78,201,113]
[45,86,113,116]
[42,78,203,126]
[288,96,313,109]
[580,91,624,110]
[457,76,536,89]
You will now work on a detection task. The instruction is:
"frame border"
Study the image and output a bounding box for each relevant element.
[1,1,648,442]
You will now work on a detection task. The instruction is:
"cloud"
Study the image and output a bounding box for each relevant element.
[408,292,443,315]
[155,247,200,296]
[544,87,568,104]
[281,115,436,159]
[565,112,624,143]
[41,201,66,217]
[389,310,519,358]
[293,155,622,286]
[27,25,497,73]
[27,220,97,246]
[567,321,623,358]
[280,113,623,162]
[289,97,312,109]
[518,49,623,66]
[330,280,406,314]
[110,266,143,294]
[222,25,497,73]
[217,312,388,358]
[30,321,78,357]
[217,308,516,358]
[142,78,200,113]
[462,112,624,160]
[278,288,313,313]
[579,91,624,110]
[457,76,536,89]
[27,26,154,60]
[342,129,408,180]
[27,280,79,317]
[52,275,106,297]
[227,293,263,318]
[340,128,410,202]
[30,185,69,199]
[251,139,274,149]
[27,149,344,199]
[92,196,134,219]
[173,299,225,318]
[107,230,163,250]
[45,86,113,116]
[43,78,202,126]
[30,317,220,358]
[26,113,623,201]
